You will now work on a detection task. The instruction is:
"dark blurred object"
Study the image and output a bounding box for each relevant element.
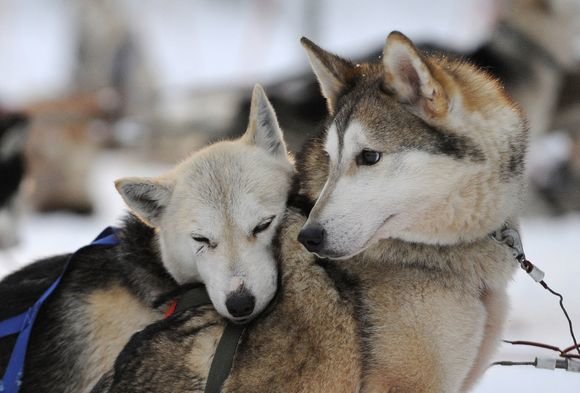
[530,70,580,213]
[0,112,29,248]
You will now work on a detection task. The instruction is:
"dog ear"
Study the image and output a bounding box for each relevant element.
[243,84,289,162]
[0,113,29,160]
[382,31,448,118]
[115,177,174,227]
[301,37,354,114]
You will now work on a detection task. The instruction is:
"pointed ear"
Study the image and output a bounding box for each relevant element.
[242,84,289,162]
[382,31,448,118]
[300,37,354,114]
[115,177,173,227]
[0,114,29,160]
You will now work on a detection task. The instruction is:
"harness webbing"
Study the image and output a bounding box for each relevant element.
[0,227,119,393]
[204,323,245,393]
[163,286,246,393]
[173,286,212,314]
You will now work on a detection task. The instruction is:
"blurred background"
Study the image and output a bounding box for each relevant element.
[0,0,579,391]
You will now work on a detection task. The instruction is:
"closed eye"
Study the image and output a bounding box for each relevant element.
[252,216,275,236]
[192,234,217,250]
[192,234,211,245]
[191,233,217,248]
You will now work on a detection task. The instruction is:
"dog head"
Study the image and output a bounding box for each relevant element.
[297,32,527,259]
[116,85,293,322]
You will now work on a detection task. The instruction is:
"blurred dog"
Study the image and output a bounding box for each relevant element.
[0,112,28,248]
[527,70,580,213]
[0,86,292,393]
[92,31,527,393]
[23,91,120,215]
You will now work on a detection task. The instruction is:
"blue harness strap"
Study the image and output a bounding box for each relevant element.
[0,227,119,393]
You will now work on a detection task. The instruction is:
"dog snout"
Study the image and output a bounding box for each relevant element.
[298,223,326,253]
[225,289,256,319]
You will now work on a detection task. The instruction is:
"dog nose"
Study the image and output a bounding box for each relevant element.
[298,223,325,252]
[225,290,255,318]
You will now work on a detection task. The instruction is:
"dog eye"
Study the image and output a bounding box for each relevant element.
[192,235,210,244]
[252,216,275,236]
[356,149,382,166]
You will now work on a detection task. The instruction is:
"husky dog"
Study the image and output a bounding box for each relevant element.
[92,31,527,393]
[0,112,28,249]
[0,85,293,393]
[296,31,527,392]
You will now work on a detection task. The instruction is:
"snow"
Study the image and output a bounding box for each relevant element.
[0,0,76,106]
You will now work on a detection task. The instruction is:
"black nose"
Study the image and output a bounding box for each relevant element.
[225,290,255,318]
[298,223,325,252]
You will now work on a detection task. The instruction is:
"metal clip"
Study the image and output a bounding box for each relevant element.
[492,225,545,282]
[492,226,525,261]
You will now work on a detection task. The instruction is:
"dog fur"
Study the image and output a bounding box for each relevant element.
[91,31,527,393]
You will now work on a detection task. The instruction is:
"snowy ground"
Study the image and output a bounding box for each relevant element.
[0,150,579,392]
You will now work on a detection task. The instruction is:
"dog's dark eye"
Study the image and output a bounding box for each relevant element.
[253,216,275,236]
[356,149,382,166]
[192,235,210,244]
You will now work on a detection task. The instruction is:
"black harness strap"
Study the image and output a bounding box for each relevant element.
[170,286,246,393]
[173,287,212,313]
[169,278,283,393]
[204,323,246,393]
